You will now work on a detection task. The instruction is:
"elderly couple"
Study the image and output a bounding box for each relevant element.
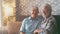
[19,3,57,34]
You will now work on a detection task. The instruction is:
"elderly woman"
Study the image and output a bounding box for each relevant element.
[34,3,58,34]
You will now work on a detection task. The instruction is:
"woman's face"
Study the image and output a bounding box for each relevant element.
[41,6,50,18]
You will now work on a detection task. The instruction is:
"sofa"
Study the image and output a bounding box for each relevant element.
[53,15,60,34]
[7,21,22,34]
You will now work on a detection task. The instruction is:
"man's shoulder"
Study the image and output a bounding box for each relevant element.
[23,17,30,21]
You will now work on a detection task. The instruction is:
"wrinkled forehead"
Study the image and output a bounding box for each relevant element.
[32,6,38,10]
[31,6,39,12]
[42,3,51,9]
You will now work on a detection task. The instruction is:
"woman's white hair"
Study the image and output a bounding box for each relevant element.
[41,3,52,12]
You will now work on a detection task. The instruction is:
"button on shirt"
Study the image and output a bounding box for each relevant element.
[20,17,41,34]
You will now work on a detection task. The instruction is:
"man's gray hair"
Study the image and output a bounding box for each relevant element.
[32,6,38,10]
[30,6,39,13]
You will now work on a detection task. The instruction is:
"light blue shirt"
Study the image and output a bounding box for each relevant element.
[20,16,41,34]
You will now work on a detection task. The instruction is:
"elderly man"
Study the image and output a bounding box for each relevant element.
[19,6,42,34]
[34,3,58,34]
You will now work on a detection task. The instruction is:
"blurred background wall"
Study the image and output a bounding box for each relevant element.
[16,0,60,21]
[0,0,2,27]
[1,0,60,27]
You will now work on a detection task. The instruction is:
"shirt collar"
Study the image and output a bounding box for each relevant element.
[47,15,53,20]
[42,15,53,20]
[28,16,39,20]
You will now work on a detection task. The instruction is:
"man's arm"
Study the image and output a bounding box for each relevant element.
[19,19,26,34]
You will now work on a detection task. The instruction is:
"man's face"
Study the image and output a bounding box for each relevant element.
[31,8,39,18]
[42,6,50,18]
